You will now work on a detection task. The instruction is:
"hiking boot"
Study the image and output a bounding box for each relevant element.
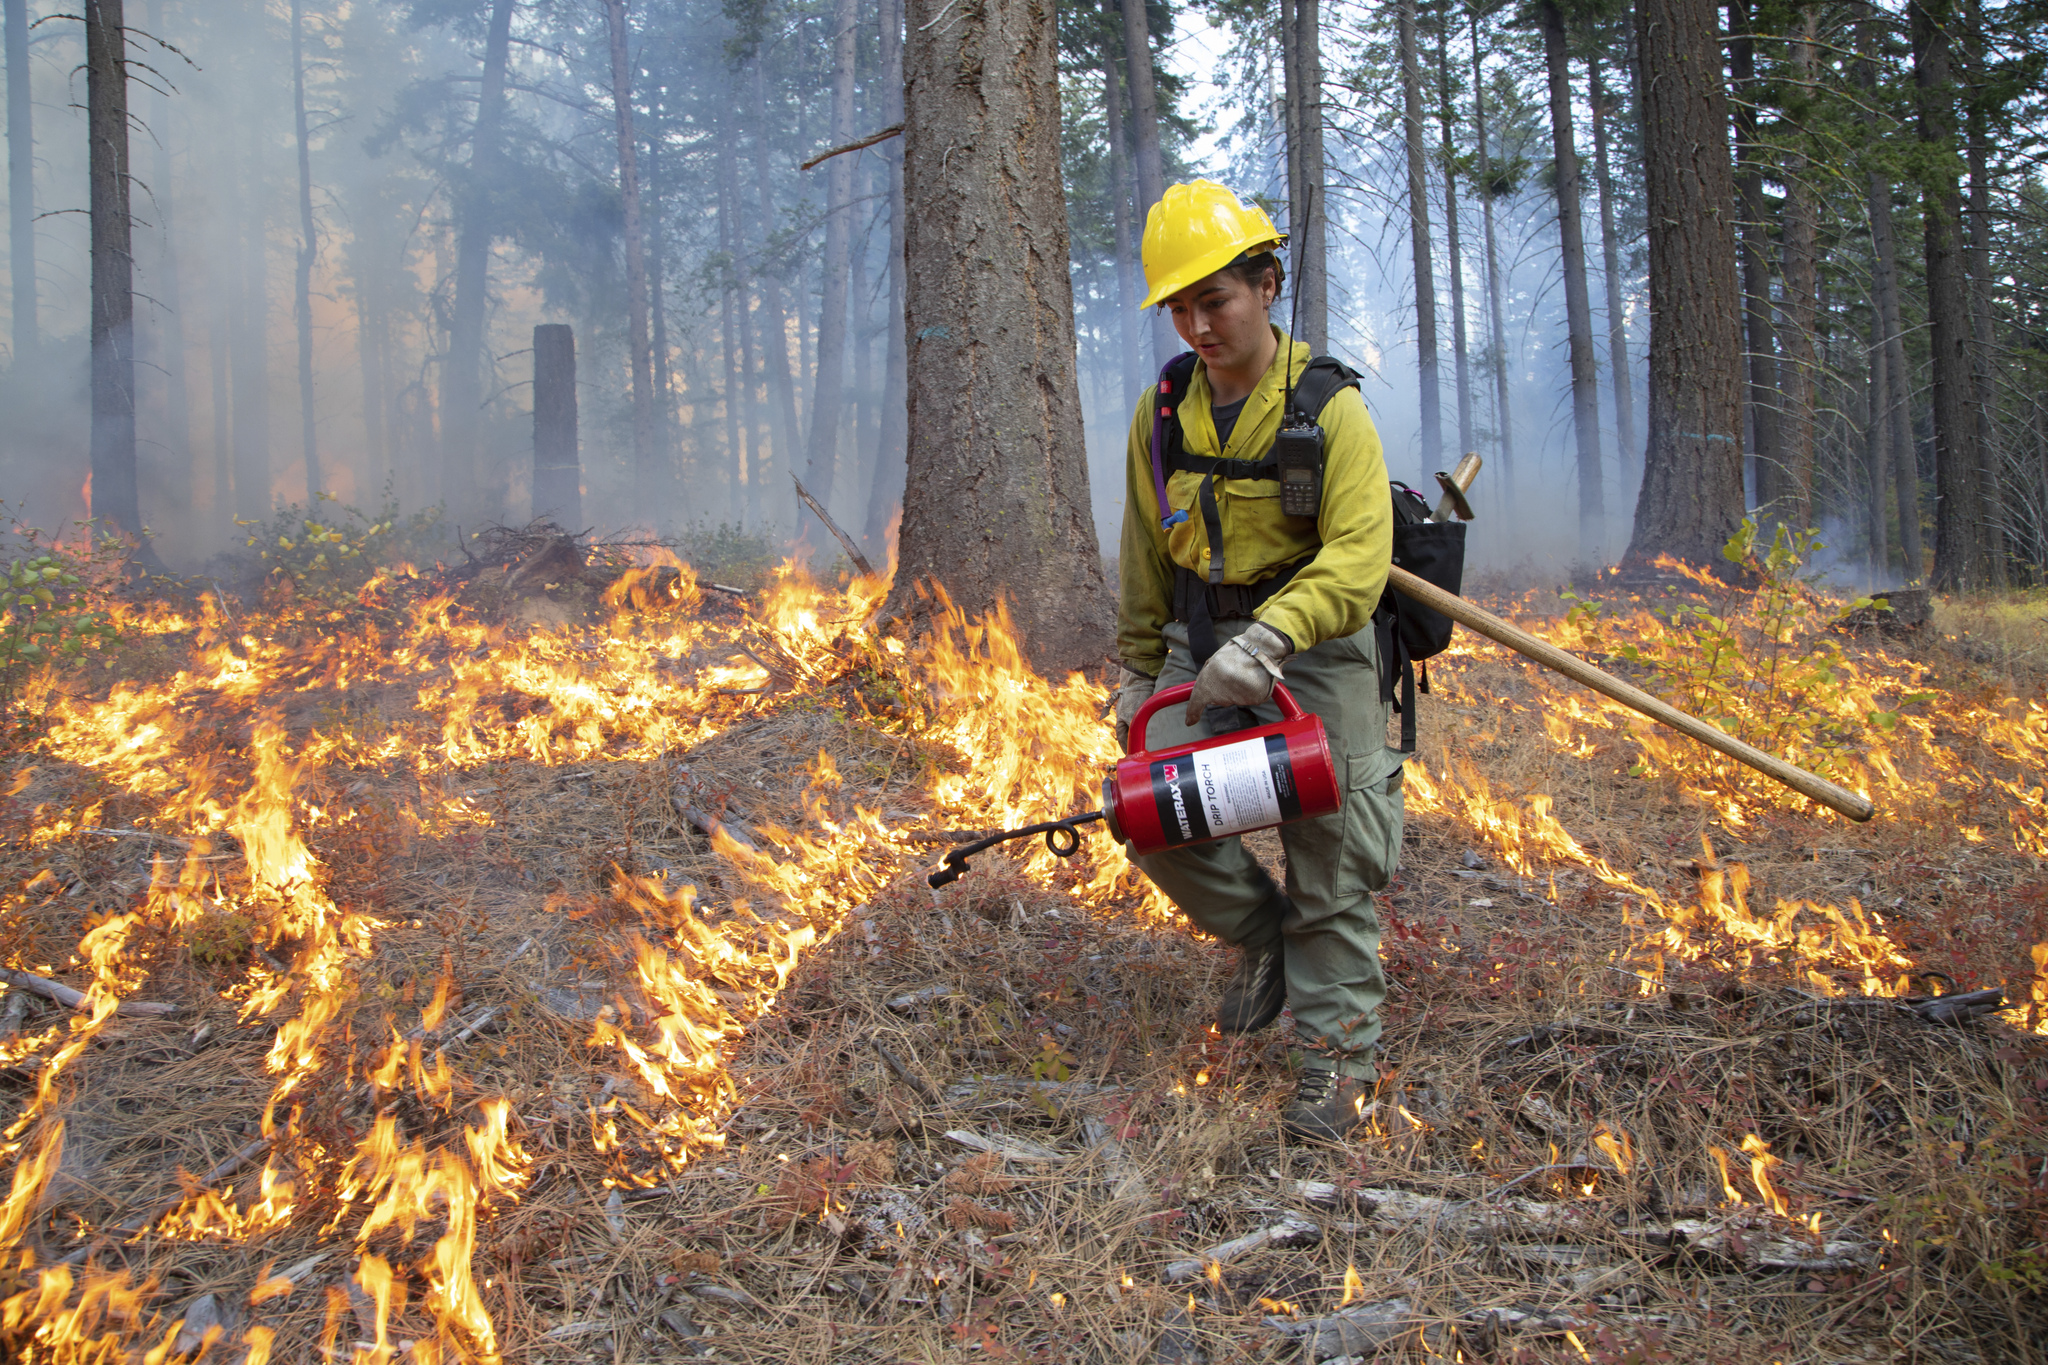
[1282,1061,1374,1142]
[1216,940,1286,1034]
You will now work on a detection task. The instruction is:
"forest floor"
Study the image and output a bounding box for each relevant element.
[0,533,2044,1364]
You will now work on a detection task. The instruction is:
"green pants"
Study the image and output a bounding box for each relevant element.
[1131,618,1406,1069]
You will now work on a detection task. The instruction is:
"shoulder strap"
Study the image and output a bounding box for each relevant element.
[1286,355,1363,424]
[1158,351,1199,413]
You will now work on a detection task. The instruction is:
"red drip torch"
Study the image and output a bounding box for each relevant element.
[927,682,1342,887]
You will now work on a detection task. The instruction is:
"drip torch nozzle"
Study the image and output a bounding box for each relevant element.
[927,811,1105,888]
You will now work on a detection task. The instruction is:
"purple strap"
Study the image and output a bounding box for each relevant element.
[1151,355,1192,530]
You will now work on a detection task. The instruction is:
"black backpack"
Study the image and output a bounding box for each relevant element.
[1154,351,1465,751]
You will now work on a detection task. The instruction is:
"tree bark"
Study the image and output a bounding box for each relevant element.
[864,0,908,550]
[144,0,190,540]
[86,0,139,540]
[719,86,760,526]
[1622,0,1744,568]
[1119,0,1176,364]
[1397,0,1440,483]
[1912,0,1987,589]
[291,0,320,499]
[1728,0,1781,515]
[1857,6,1921,578]
[1539,0,1604,553]
[1588,46,1637,477]
[6,0,35,361]
[603,0,657,505]
[1962,0,2002,585]
[1099,5,1141,403]
[645,129,676,474]
[1287,0,1328,352]
[1863,312,1889,574]
[1776,10,1818,530]
[1436,11,1472,457]
[894,0,1112,673]
[752,62,802,530]
[803,0,858,517]
[1471,7,1514,499]
[442,0,513,519]
[532,323,579,526]
[718,172,745,514]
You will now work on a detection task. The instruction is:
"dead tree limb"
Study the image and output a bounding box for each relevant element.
[0,967,175,1017]
[792,473,876,576]
[800,122,902,171]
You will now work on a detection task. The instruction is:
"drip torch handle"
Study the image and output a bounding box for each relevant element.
[1127,681,1303,755]
[927,811,1106,888]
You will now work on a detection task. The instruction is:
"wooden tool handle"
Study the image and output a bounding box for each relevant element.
[1388,565,1875,823]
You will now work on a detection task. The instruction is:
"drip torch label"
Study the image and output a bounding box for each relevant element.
[1149,734,1304,844]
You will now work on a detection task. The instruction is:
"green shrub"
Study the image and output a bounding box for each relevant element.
[0,511,126,716]
[239,492,446,603]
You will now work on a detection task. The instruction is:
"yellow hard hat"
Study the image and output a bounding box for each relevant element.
[1140,180,1287,309]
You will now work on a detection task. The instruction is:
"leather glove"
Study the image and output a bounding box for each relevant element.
[1185,622,1293,723]
[1112,667,1157,753]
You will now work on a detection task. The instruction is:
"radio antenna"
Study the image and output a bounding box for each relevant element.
[1284,182,1312,419]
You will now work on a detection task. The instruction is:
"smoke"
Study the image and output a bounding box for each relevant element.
[1,0,1647,589]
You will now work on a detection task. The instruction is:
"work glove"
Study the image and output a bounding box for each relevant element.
[1185,622,1293,724]
[1112,667,1157,753]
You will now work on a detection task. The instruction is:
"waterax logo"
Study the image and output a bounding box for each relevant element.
[1155,757,1196,843]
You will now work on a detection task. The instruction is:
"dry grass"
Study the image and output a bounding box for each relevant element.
[0,561,2042,1364]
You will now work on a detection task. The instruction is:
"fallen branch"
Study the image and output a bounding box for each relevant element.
[871,1036,941,1105]
[0,967,176,1017]
[799,122,902,171]
[1287,1181,1874,1272]
[791,474,875,576]
[944,1128,1062,1163]
[1163,1217,1321,1281]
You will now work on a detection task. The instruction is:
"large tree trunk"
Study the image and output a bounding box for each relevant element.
[645,130,677,476]
[1775,10,1819,530]
[1856,6,1921,578]
[752,63,802,531]
[1962,0,2002,585]
[230,126,270,522]
[1435,14,1471,457]
[6,0,35,362]
[716,120,754,522]
[1397,0,1440,484]
[1588,47,1637,477]
[1863,317,1889,575]
[718,173,744,514]
[894,0,1111,674]
[603,0,658,506]
[86,0,140,540]
[1099,8,1141,403]
[1539,0,1604,553]
[291,0,320,500]
[803,0,858,518]
[1284,0,1328,352]
[1728,0,1781,515]
[1623,0,1743,567]
[143,0,190,543]
[864,0,908,551]
[442,0,513,520]
[1471,7,1514,500]
[1912,0,1988,589]
[532,323,579,526]
[1119,0,1176,365]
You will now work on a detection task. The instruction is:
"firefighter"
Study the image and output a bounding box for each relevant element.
[1113,180,1404,1141]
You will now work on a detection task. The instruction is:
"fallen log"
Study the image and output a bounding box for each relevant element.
[1286,1181,1874,1272]
[1163,1217,1321,1281]
[0,967,176,1017]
